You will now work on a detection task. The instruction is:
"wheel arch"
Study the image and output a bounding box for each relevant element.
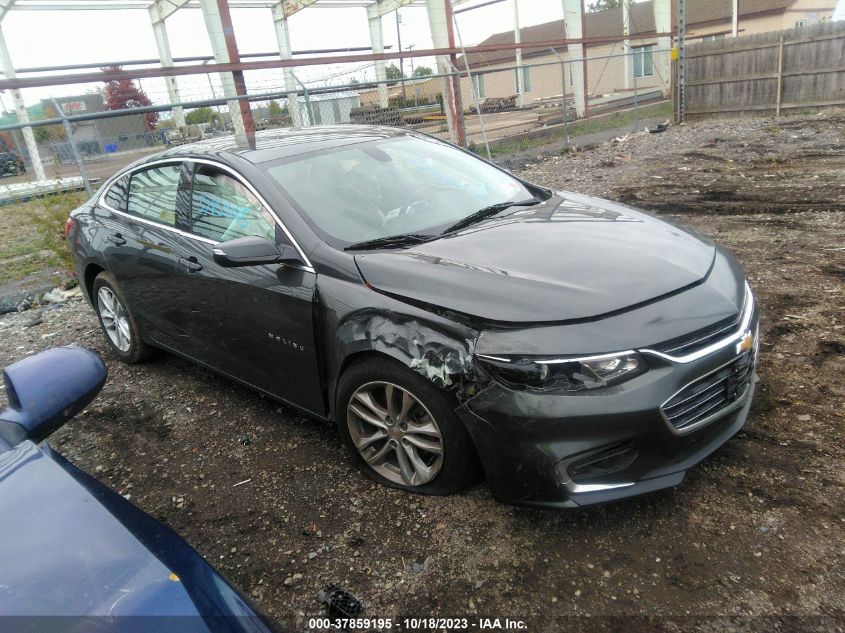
[83,263,106,305]
[327,310,482,422]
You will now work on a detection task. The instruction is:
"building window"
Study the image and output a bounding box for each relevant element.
[471,73,486,100]
[795,20,805,28]
[701,34,726,42]
[515,66,531,93]
[633,45,654,78]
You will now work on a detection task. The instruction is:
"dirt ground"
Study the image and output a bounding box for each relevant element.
[0,110,843,632]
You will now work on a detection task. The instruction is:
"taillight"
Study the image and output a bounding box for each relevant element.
[64,216,76,240]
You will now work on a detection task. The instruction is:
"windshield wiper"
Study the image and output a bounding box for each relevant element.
[442,197,542,234]
[345,233,435,252]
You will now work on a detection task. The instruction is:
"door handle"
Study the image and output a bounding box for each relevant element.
[107,233,126,246]
[178,256,203,273]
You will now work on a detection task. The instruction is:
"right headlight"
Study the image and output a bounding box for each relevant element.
[476,351,648,393]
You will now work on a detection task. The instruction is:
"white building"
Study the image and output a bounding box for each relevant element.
[296,91,361,126]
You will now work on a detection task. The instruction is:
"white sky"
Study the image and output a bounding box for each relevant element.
[1,0,573,109]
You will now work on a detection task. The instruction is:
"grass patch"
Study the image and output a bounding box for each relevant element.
[0,192,86,287]
[487,101,673,157]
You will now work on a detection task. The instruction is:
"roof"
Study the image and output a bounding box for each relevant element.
[458,0,794,68]
[148,125,406,165]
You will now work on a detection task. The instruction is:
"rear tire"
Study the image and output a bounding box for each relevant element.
[336,355,479,495]
[93,272,156,364]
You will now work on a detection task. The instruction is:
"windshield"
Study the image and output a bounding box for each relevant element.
[262,135,535,245]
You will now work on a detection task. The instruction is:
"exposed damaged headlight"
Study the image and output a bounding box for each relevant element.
[476,351,648,393]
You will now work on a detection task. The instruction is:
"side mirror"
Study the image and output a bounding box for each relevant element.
[212,235,300,267]
[0,346,107,446]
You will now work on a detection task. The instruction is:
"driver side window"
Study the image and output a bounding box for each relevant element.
[190,165,276,243]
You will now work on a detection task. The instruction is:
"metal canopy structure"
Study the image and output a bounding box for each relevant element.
[0,0,480,165]
[5,0,432,10]
[0,0,675,182]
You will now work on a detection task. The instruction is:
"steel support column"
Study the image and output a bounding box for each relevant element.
[198,0,250,145]
[732,0,739,37]
[653,0,671,97]
[425,0,462,144]
[149,11,186,127]
[562,0,587,118]
[0,22,44,180]
[369,0,417,108]
[271,5,304,127]
[367,7,390,108]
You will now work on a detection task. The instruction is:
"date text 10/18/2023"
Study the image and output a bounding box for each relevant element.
[307,617,529,630]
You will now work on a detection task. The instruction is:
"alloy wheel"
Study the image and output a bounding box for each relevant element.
[346,381,444,487]
[97,286,132,353]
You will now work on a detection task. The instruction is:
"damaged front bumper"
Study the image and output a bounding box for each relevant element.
[456,322,759,509]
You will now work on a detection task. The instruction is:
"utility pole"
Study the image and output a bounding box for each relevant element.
[407,43,416,75]
[514,0,524,108]
[396,9,407,102]
[623,0,631,89]
[677,0,686,122]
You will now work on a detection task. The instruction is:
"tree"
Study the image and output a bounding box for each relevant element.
[588,0,623,12]
[101,66,159,130]
[0,131,13,152]
[413,66,434,77]
[185,107,218,125]
[385,64,405,81]
[267,100,285,118]
[34,104,65,143]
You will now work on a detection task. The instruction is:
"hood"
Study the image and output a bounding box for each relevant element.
[0,441,270,628]
[355,192,715,324]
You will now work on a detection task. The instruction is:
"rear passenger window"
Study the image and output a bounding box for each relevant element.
[190,166,276,243]
[127,164,181,226]
[103,176,129,211]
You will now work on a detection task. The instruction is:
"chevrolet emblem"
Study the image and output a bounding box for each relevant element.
[737,331,754,354]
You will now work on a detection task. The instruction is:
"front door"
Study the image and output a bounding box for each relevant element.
[168,162,324,415]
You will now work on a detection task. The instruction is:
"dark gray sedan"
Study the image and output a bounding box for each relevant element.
[67,126,758,508]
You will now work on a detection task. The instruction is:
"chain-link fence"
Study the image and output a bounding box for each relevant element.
[0,46,672,204]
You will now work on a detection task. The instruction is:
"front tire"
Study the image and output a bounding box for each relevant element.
[336,356,479,495]
[93,272,155,363]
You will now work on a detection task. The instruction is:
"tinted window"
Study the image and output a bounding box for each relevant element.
[190,166,276,243]
[104,175,129,211]
[127,164,181,226]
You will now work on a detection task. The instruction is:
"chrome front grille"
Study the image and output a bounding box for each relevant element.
[662,348,756,432]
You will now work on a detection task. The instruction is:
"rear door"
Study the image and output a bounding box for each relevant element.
[167,161,324,415]
[98,162,189,347]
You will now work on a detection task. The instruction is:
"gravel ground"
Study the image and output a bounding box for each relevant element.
[1,110,844,632]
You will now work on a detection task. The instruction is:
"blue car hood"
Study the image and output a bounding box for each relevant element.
[0,441,271,631]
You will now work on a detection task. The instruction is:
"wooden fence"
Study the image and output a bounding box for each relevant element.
[684,21,845,120]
